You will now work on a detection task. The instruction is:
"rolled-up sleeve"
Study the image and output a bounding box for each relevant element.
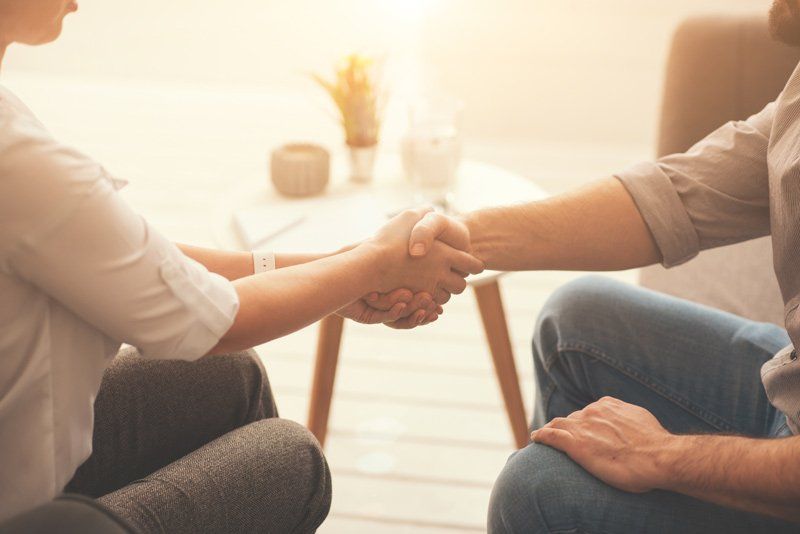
[615,102,774,267]
[8,180,239,360]
[0,110,238,360]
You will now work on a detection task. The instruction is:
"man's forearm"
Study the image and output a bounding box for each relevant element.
[659,434,800,523]
[463,177,662,272]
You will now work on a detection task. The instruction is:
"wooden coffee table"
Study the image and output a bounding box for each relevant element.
[216,155,547,449]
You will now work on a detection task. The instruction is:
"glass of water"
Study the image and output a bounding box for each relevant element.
[401,97,464,211]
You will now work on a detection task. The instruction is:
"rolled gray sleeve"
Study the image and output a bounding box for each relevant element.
[615,102,774,268]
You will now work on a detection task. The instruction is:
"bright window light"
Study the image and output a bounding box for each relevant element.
[380,0,439,21]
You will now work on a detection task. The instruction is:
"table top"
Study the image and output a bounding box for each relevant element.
[215,153,548,285]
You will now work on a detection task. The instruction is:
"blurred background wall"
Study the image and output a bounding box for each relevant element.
[2,0,768,190]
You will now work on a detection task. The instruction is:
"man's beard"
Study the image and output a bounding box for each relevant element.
[770,0,800,46]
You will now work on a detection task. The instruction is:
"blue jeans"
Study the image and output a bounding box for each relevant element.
[488,276,799,534]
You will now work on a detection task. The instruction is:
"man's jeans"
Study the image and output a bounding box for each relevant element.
[488,276,799,534]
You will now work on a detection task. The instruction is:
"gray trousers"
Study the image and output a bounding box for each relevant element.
[65,347,332,534]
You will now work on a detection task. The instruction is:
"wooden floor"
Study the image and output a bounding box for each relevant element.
[259,269,637,533]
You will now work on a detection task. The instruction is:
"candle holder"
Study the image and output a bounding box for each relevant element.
[270,143,330,197]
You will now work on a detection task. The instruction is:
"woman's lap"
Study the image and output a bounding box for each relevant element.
[67,347,278,497]
[98,418,331,534]
[66,347,331,533]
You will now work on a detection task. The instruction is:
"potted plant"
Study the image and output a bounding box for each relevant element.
[314,54,384,183]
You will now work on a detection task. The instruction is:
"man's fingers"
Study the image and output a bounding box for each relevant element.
[421,313,439,326]
[449,249,485,275]
[441,273,468,295]
[531,427,575,453]
[408,292,435,314]
[384,309,429,329]
[409,212,471,257]
[368,289,413,311]
[434,288,452,306]
[363,302,407,324]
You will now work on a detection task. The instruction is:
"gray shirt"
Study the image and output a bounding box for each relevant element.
[616,62,800,435]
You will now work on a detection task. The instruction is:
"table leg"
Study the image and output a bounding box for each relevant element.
[473,280,530,449]
[307,314,345,448]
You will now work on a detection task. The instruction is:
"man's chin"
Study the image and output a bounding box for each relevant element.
[770,0,800,46]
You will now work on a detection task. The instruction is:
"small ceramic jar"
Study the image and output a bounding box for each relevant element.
[270,143,330,197]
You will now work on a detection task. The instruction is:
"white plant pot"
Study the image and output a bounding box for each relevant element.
[348,145,377,184]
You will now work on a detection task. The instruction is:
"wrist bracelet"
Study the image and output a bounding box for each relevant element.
[253,251,276,273]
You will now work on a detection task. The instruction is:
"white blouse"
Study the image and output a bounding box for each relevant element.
[0,85,239,521]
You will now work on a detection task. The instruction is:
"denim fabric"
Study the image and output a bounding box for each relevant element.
[488,276,799,534]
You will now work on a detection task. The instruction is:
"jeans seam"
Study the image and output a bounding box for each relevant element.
[554,341,737,433]
[539,381,556,424]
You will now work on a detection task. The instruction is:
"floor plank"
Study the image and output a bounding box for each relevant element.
[325,472,492,531]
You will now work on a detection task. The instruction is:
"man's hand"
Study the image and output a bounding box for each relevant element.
[408,211,472,257]
[366,208,484,296]
[337,289,441,327]
[531,397,674,493]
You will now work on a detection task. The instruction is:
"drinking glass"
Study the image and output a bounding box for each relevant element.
[401,97,464,211]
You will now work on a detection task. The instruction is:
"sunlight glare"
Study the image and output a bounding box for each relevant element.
[380,0,440,21]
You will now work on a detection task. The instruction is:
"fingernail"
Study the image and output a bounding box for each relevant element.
[410,243,426,256]
[416,312,426,325]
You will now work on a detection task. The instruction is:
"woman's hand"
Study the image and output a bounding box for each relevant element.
[363,208,484,296]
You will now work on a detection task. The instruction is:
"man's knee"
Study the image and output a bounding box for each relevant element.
[488,444,605,534]
[534,275,624,360]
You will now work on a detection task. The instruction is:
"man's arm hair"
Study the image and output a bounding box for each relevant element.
[464,177,662,272]
[661,434,800,523]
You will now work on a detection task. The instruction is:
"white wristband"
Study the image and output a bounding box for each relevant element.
[253,251,276,273]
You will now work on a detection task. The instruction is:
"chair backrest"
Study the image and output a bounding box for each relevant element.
[639,15,800,326]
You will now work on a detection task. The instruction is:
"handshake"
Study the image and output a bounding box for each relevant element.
[337,208,484,329]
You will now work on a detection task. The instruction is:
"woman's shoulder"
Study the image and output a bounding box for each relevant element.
[0,87,111,258]
[0,87,102,183]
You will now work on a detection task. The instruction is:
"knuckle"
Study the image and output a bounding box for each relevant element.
[550,417,568,428]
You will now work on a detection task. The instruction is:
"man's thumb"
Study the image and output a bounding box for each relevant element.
[408,213,441,256]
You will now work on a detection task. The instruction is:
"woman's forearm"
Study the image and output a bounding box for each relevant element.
[177,244,253,280]
[177,244,335,280]
[207,245,381,354]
